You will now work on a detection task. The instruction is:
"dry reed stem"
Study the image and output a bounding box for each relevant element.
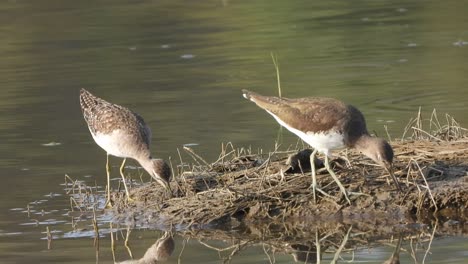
[411,159,438,212]
[270,52,281,98]
[422,221,437,264]
[331,226,352,264]
[92,206,99,262]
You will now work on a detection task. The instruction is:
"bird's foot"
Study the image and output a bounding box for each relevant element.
[104,200,113,209]
[309,183,336,203]
[340,190,352,205]
[125,196,136,203]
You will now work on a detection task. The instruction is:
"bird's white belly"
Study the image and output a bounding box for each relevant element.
[267,111,345,156]
[302,131,345,154]
[91,130,131,158]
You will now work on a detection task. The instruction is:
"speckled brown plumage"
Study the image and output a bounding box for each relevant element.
[80,88,152,154]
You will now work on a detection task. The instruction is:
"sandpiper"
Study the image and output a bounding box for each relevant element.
[79,88,172,206]
[242,89,401,204]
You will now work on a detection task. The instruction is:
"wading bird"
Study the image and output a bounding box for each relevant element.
[80,89,172,206]
[242,89,401,204]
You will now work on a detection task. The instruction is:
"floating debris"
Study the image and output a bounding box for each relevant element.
[453,40,468,47]
[183,143,200,147]
[41,142,62,147]
[180,54,195,59]
[9,208,25,211]
[44,193,62,198]
[376,119,396,123]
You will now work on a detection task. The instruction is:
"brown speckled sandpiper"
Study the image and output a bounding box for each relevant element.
[80,88,171,206]
[242,89,401,204]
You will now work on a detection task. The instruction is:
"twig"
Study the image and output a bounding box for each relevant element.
[411,159,438,212]
[331,226,352,264]
[423,221,437,264]
[184,146,210,167]
[178,238,188,264]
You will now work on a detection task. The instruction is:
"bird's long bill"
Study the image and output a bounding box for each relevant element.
[385,164,402,193]
[160,179,173,197]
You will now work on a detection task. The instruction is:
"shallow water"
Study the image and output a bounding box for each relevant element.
[0,0,467,263]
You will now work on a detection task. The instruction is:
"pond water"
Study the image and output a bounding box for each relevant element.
[0,0,467,263]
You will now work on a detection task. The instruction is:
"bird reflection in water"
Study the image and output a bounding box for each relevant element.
[117,231,175,264]
[290,244,319,263]
[382,235,403,264]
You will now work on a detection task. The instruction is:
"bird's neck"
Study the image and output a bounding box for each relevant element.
[353,134,374,154]
[137,156,154,176]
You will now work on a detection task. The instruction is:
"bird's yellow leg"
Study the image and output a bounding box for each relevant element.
[324,155,351,205]
[119,158,134,202]
[309,150,334,203]
[124,226,133,259]
[105,153,113,208]
[309,149,318,203]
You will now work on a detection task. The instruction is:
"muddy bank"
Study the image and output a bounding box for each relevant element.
[110,138,468,227]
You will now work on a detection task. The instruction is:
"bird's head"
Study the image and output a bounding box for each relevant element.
[141,158,172,195]
[358,137,402,192]
[362,137,394,168]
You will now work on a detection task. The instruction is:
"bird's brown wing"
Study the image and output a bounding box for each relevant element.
[79,89,151,147]
[243,89,352,133]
